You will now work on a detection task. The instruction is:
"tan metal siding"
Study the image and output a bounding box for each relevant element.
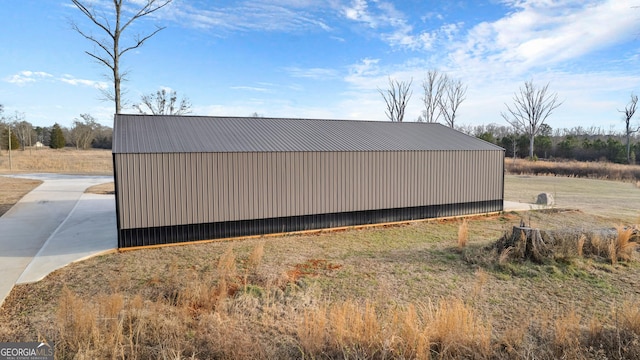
[115,150,504,230]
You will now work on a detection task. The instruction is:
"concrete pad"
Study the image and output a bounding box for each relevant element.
[0,174,115,305]
[504,201,546,212]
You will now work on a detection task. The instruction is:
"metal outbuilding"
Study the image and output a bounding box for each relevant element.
[112,115,504,248]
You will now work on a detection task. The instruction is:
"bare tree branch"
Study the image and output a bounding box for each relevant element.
[420,70,447,123]
[71,0,172,114]
[378,77,413,122]
[501,80,562,158]
[133,89,192,115]
[71,114,98,150]
[439,78,467,128]
[619,93,638,164]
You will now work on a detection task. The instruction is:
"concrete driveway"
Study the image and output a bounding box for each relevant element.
[0,174,117,305]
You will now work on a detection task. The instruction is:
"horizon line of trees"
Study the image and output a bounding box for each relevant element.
[0,107,112,151]
[464,123,640,164]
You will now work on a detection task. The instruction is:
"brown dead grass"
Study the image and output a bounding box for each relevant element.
[0,148,112,175]
[0,176,42,217]
[84,182,114,195]
[506,158,640,182]
[2,210,640,359]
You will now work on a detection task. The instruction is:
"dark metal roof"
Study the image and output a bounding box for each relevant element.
[112,114,504,153]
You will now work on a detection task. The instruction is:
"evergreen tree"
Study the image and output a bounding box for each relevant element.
[1,128,19,150]
[49,123,66,149]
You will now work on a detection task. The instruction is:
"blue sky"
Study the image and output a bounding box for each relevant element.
[1,0,640,132]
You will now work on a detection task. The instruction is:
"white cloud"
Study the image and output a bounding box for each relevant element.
[285,67,339,79]
[454,0,640,74]
[5,71,108,91]
[230,86,271,92]
[168,1,332,33]
[5,71,53,85]
[342,0,437,50]
[59,75,109,90]
[343,0,376,26]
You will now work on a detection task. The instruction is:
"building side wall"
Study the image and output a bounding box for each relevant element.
[114,150,504,231]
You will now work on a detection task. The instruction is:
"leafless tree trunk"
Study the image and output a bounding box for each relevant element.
[378,77,413,122]
[619,93,638,164]
[133,89,192,115]
[501,80,562,158]
[71,0,173,114]
[11,113,32,151]
[419,70,447,123]
[71,114,99,150]
[439,78,467,128]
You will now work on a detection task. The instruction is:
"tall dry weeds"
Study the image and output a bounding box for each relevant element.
[217,246,237,279]
[615,225,637,262]
[472,268,489,299]
[457,219,469,250]
[554,309,582,357]
[247,242,265,272]
[577,234,586,258]
[619,301,640,336]
[297,305,328,355]
[498,247,513,265]
[426,298,492,358]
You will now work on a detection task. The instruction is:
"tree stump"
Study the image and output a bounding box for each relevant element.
[509,226,551,262]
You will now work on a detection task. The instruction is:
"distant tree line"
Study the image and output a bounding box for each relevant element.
[0,107,112,151]
[461,123,640,164]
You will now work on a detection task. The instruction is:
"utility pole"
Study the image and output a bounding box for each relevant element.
[8,125,12,171]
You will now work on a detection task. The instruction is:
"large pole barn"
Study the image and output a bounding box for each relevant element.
[112,115,504,248]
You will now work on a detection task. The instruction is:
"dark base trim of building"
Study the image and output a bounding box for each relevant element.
[117,200,503,248]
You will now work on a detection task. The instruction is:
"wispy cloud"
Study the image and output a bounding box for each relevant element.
[285,67,339,79]
[230,85,272,92]
[59,74,108,89]
[341,0,436,50]
[168,1,332,33]
[5,71,108,90]
[5,71,53,85]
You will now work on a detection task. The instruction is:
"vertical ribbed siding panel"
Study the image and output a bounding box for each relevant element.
[116,149,504,233]
[152,154,160,227]
[222,153,231,222]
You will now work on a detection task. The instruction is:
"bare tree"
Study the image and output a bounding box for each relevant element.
[419,70,448,123]
[619,93,638,164]
[439,78,467,128]
[501,80,562,158]
[71,0,173,114]
[71,114,99,150]
[378,77,413,122]
[12,114,33,151]
[133,89,192,115]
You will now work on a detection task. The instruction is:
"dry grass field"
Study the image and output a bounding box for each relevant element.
[505,158,640,183]
[0,148,112,175]
[0,177,42,217]
[2,210,640,359]
[0,168,639,358]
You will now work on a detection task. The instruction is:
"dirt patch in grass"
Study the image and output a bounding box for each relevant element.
[0,176,42,217]
[0,148,112,175]
[85,182,114,195]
